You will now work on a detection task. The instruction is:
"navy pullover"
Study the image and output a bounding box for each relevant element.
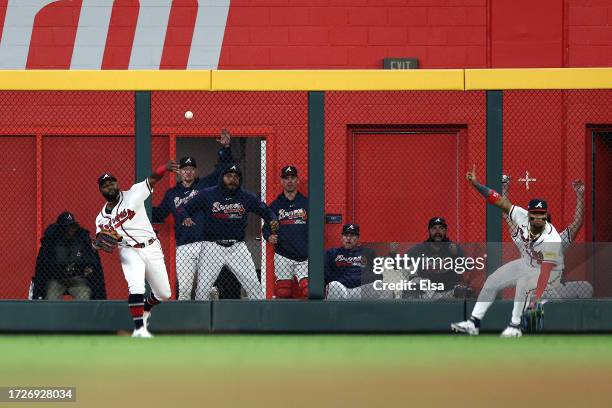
[263,192,308,262]
[152,147,232,246]
[183,168,276,242]
[324,246,377,289]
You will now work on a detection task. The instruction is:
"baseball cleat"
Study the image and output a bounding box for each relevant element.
[500,325,522,338]
[451,320,479,335]
[131,326,154,338]
[143,311,151,329]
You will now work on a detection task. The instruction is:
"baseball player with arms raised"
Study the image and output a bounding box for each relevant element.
[451,165,563,337]
[502,176,592,298]
[94,160,179,338]
[153,129,234,300]
[183,163,278,300]
[263,165,309,299]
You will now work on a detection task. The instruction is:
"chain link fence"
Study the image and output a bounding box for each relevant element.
[1,88,612,302]
[0,91,133,301]
[500,90,612,299]
[323,91,487,301]
[150,91,308,301]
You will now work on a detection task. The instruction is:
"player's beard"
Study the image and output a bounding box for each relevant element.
[224,181,239,192]
[102,189,119,202]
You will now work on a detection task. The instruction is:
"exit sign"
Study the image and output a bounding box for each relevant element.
[383,58,419,69]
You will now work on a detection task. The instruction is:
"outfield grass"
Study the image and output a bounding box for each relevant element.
[0,334,611,408]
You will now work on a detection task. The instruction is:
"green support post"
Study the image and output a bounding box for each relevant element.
[135,91,152,218]
[486,90,503,275]
[308,91,325,299]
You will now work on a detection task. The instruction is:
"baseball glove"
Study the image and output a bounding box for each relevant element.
[521,301,545,333]
[94,230,122,253]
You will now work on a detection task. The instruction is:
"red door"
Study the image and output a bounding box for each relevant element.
[591,132,612,297]
[350,130,461,245]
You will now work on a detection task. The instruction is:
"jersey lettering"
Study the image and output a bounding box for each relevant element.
[278,208,308,224]
[334,254,367,267]
[212,201,246,218]
[174,190,199,208]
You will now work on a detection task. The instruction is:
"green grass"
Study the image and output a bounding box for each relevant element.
[1,335,611,408]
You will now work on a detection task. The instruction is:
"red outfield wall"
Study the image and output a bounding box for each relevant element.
[0,0,611,69]
[2,1,612,298]
[1,89,610,299]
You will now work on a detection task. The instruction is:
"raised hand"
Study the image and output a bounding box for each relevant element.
[466,164,478,185]
[167,160,180,174]
[572,179,585,195]
[217,128,231,147]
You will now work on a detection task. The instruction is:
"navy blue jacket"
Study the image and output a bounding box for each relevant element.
[324,246,377,289]
[406,238,464,288]
[183,171,276,242]
[262,192,308,262]
[152,147,232,246]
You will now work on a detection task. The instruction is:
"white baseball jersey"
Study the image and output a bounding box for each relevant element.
[509,205,564,271]
[95,179,156,247]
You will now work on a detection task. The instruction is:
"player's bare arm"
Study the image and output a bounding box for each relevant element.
[148,160,179,189]
[568,179,585,241]
[466,164,512,213]
[217,128,231,147]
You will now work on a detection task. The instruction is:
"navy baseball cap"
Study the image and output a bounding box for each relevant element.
[179,156,197,168]
[223,163,241,176]
[428,217,447,228]
[97,173,117,187]
[57,211,77,226]
[281,165,298,178]
[342,223,360,236]
[528,199,548,213]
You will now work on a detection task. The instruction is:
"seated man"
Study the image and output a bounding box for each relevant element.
[33,211,106,300]
[403,217,467,300]
[325,223,390,300]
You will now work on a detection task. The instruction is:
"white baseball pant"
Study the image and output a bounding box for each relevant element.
[326,281,393,300]
[471,259,541,326]
[119,240,172,300]
[194,241,264,300]
[176,241,203,300]
[274,253,308,281]
[542,273,594,299]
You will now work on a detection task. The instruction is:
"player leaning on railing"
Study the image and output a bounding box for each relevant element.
[451,165,563,338]
[93,160,179,338]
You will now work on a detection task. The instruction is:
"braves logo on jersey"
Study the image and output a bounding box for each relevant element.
[278,208,308,225]
[174,190,199,209]
[212,201,246,219]
[98,208,136,231]
[517,227,545,266]
[335,254,367,268]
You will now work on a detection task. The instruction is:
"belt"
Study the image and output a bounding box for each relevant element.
[130,238,157,248]
[214,240,238,247]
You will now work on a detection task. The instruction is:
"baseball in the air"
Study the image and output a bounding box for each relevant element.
[184,110,193,119]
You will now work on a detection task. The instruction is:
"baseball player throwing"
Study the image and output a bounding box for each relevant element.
[263,166,309,299]
[183,163,278,300]
[94,160,179,338]
[451,165,563,337]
